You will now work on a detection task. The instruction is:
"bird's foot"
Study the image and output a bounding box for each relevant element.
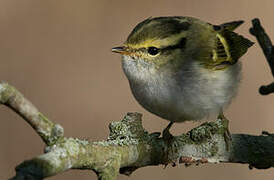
[162,122,174,141]
[218,113,232,151]
[162,122,179,165]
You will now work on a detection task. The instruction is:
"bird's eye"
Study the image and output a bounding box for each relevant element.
[147,47,159,56]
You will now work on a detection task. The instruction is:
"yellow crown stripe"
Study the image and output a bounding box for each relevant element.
[126,33,187,49]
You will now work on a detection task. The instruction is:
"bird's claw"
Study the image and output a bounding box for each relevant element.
[162,122,174,141]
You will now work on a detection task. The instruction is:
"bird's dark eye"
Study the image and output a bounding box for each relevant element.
[147,47,159,56]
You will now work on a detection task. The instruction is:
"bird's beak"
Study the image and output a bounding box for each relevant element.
[111,46,128,55]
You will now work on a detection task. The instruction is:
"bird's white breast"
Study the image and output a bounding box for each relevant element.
[122,55,241,122]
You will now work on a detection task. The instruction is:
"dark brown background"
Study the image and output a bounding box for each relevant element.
[0,0,273,179]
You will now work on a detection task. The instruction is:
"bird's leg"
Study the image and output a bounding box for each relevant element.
[162,122,174,141]
[162,122,176,165]
[217,111,232,151]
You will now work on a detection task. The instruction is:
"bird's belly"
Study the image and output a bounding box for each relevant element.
[130,81,206,122]
[129,63,241,122]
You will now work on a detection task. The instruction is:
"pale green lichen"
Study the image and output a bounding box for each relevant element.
[62,138,81,156]
[108,121,132,140]
[38,113,64,145]
[41,149,70,170]
[188,120,225,144]
[0,83,15,104]
[103,113,150,146]
[175,134,194,145]
[17,147,72,177]
[52,124,64,138]
[93,138,139,146]
[38,138,83,174]
[163,119,227,161]
[209,140,219,156]
[74,138,90,146]
[37,113,53,141]
[16,135,93,178]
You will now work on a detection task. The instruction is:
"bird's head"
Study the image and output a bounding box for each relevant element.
[112,16,253,72]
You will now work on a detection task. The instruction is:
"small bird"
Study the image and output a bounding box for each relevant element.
[112,16,253,142]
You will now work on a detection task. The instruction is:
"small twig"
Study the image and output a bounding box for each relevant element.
[250,18,274,95]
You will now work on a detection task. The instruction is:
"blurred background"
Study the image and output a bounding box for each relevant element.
[0,0,273,179]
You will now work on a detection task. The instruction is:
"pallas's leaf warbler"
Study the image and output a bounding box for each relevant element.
[112,16,253,143]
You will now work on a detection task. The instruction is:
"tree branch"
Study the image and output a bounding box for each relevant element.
[1,82,273,179]
[0,83,64,146]
[1,18,274,180]
[250,18,274,95]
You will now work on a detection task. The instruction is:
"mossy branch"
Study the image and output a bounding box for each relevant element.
[3,96,274,180]
[1,18,274,180]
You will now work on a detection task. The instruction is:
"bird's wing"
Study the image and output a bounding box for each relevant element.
[209,30,254,70]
